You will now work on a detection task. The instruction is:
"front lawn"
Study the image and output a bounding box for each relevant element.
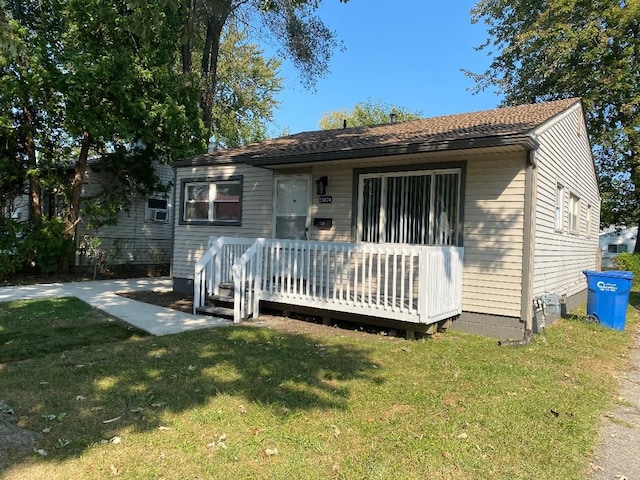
[0,296,637,479]
[0,297,148,362]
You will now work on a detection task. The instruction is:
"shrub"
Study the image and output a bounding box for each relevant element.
[25,218,75,274]
[613,252,640,287]
[0,220,29,280]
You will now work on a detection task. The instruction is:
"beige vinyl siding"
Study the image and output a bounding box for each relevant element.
[76,162,174,266]
[308,165,353,242]
[279,150,527,319]
[462,153,527,318]
[532,103,600,300]
[302,150,528,319]
[171,163,273,280]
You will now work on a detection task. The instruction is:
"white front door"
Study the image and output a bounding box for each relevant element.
[274,175,310,240]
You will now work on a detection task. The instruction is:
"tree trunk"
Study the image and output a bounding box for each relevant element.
[181,0,195,74]
[22,106,42,223]
[67,129,90,236]
[200,3,230,144]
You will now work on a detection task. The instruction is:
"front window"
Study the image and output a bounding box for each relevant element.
[608,244,628,254]
[180,177,242,225]
[359,169,460,245]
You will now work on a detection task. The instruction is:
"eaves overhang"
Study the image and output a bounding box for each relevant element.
[174,134,539,168]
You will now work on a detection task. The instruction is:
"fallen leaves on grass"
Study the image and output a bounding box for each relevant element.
[260,447,278,458]
[207,433,228,450]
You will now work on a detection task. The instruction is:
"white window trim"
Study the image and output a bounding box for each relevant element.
[568,191,580,234]
[180,176,242,225]
[555,182,565,233]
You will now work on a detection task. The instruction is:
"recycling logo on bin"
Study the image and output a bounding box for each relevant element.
[596,280,618,292]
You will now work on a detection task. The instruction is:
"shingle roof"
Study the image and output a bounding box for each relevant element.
[178,98,581,166]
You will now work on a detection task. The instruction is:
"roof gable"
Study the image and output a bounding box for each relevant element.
[178,98,582,166]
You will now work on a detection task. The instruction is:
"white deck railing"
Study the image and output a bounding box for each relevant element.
[195,237,463,324]
[193,237,256,314]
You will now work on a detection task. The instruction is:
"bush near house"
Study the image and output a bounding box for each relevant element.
[613,252,640,287]
[0,218,75,280]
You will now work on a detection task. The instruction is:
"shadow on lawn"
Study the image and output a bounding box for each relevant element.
[1,326,381,470]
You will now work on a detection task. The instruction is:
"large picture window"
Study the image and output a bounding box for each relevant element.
[180,176,242,225]
[358,169,461,245]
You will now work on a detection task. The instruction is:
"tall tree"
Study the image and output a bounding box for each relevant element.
[178,0,347,144]
[2,0,344,272]
[468,0,640,249]
[319,99,422,130]
[58,0,205,233]
[212,24,283,148]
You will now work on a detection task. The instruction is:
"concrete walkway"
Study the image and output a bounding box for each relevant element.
[590,324,640,480]
[0,277,231,335]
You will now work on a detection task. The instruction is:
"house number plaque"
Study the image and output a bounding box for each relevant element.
[318,195,332,204]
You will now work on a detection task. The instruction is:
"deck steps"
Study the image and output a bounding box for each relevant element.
[195,305,235,318]
[197,281,240,319]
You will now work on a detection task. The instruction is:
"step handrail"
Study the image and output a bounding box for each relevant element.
[231,238,266,323]
[193,237,226,314]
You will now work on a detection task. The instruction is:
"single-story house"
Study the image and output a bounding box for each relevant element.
[600,226,637,268]
[172,98,600,339]
[74,161,174,269]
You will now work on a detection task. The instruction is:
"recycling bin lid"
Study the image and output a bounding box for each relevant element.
[583,270,634,279]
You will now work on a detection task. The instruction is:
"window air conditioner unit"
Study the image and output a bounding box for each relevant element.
[153,209,168,222]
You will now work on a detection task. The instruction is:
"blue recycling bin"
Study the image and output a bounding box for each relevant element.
[583,270,633,330]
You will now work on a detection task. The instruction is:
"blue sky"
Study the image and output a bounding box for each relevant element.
[267,1,503,136]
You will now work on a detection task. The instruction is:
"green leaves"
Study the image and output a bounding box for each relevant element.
[470,0,640,229]
[319,99,422,130]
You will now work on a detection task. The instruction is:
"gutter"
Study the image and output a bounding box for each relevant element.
[500,145,537,347]
[174,134,540,168]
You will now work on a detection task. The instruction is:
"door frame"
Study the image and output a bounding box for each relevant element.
[272,174,312,240]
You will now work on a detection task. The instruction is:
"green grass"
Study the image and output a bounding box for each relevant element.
[0,297,637,479]
[0,297,148,362]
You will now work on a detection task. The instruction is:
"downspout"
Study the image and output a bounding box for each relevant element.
[499,147,537,346]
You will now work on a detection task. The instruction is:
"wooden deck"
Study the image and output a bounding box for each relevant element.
[194,237,463,325]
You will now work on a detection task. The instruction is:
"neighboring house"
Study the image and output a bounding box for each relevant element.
[4,162,174,269]
[75,161,174,268]
[600,226,637,268]
[1,197,28,222]
[172,98,600,339]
